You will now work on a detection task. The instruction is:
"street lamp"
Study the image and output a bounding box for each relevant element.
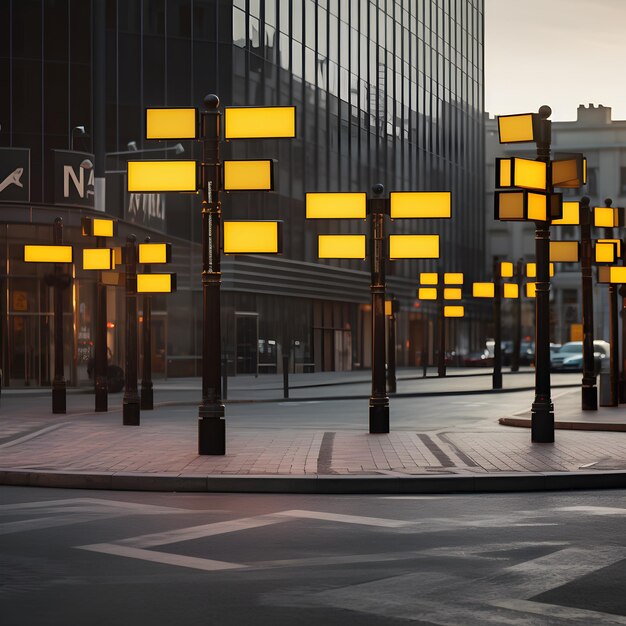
[24,218,73,413]
[127,97,295,454]
[70,125,86,151]
[306,187,450,433]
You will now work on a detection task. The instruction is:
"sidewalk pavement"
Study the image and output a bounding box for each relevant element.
[2,370,626,494]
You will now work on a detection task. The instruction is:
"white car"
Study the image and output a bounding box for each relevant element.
[550,340,610,372]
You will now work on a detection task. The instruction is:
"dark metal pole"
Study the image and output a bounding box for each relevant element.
[437,274,446,377]
[580,197,597,410]
[94,234,108,411]
[51,218,67,414]
[140,237,153,410]
[198,94,225,454]
[422,315,428,378]
[123,235,140,425]
[620,283,626,403]
[368,184,389,433]
[387,297,397,393]
[604,200,619,406]
[510,259,523,372]
[531,105,554,443]
[493,258,503,389]
[221,356,228,401]
[283,354,289,399]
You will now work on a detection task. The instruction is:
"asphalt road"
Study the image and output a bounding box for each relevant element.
[3,486,626,625]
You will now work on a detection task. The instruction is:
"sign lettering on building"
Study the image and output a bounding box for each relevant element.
[0,148,30,203]
[53,150,95,209]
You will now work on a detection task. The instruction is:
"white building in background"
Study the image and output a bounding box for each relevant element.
[486,104,626,345]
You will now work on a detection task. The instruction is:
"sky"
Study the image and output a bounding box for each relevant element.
[484,0,626,121]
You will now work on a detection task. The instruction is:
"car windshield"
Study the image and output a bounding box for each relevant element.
[559,344,581,353]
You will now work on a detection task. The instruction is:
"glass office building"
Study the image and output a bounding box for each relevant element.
[0,0,484,386]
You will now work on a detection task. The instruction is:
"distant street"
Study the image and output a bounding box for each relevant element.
[3,486,626,625]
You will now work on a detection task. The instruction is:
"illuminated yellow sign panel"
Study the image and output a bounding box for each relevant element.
[305,192,367,219]
[389,234,439,259]
[24,245,73,263]
[525,262,555,278]
[503,283,519,299]
[496,158,512,187]
[551,201,580,226]
[418,287,437,300]
[597,266,626,284]
[550,241,580,263]
[138,243,172,264]
[385,300,392,316]
[224,106,296,139]
[527,192,547,221]
[389,191,451,219]
[472,282,495,298]
[444,288,462,300]
[496,191,525,220]
[318,235,366,259]
[127,160,197,192]
[137,273,177,293]
[526,283,537,298]
[595,241,619,264]
[223,221,282,254]
[594,206,621,228]
[83,248,115,270]
[499,262,514,278]
[444,272,463,285]
[513,158,547,191]
[82,217,116,238]
[598,238,622,257]
[498,113,535,143]
[223,160,274,191]
[420,272,439,285]
[146,107,197,140]
[444,305,464,318]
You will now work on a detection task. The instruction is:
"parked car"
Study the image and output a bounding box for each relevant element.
[550,340,610,372]
[463,350,494,367]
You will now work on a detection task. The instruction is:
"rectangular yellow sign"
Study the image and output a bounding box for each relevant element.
[420,272,439,285]
[418,287,437,300]
[496,191,525,220]
[138,243,171,265]
[223,160,273,191]
[499,262,514,278]
[318,235,366,259]
[551,201,580,225]
[595,241,618,264]
[24,245,73,263]
[444,288,462,300]
[498,113,535,143]
[503,283,519,299]
[550,241,580,263]
[444,272,464,285]
[389,234,439,259]
[513,158,547,191]
[137,273,177,293]
[598,266,626,284]
[146,107,197,140]
[444,305,464,318]
[525,262,555,278]
[306,192,367,219]
[594,206,620,228]
[526,282,537,298]
[223,221,282,254]
[224,106,296,139]
[472,282,495,298]
[389,192,451,219]
[127,160,197,192]
[83,248,115,271]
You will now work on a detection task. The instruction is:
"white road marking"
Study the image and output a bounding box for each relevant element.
[272,509,411,528]
[0,423,70,448]
[0,498,189,514]
[556,506,626,516]
[491,599,626,625]
[80,543,247,572]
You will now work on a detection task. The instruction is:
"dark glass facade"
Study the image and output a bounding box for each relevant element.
[0,0,484,385]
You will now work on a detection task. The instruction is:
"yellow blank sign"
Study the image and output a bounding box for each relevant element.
[137,273,177,293]
[127,160,197,192]
[526,283,537,298]
[472,282,495,298]
[418,287,437,300]
[597,266,626,284]
[444,288,462,300]
[420,272,439,285]
[223,160,273,191]
[550,241,580,263]
[83,248,115,270]
[512,158,547,191]
[551,201,580,226]
[525,262,555,278]
[444,305,464,318]
[594,206,621,228]
[24,245,73,263]
[595,241,619,264]
[146,108,197,140]
[305,192,367,219]
[138,243,172,264]
[389,234,439,259]
[224,221,282,254]
[499,262,514,278]
[444,272,463,285]
[224,106,296,139]
[318,235,366,259]
[503,283,519,299]
[498,113,535,143]
[389,192,451,219]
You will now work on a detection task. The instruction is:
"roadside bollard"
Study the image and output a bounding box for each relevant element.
[283,354,289,399]
[222,356,228,401]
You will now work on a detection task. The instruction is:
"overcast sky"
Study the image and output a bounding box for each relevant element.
[484,0,626,121]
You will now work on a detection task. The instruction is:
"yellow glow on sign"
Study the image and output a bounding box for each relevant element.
[513,158,547,191]
[138,243,171,264]
[583,158,587,184]
[444,305,464,318]
[385,300,392,316]
[496,191,525,220]
[598,239,622,257]
[550,241,579,263]
[472,282,495,298]
[527,192,548,221]
[444,272,463,285]
[83,248,114,270]
[127,160,197,192]
[146,108,197,139]
[389,192,451,219]
[595,241,618,264]
[223,221,282,254]
[498,113,535,143]
[497,159,512,187]
[420,272,439,285]
[525,262,555,278]
[305,192,367,219]
[503,283,519,299]
[224,106,296,139]
[594,206,619,228]
[24,245,73,263]
[526,283,537,298]
[444,288,462,300]
[82,217,116,238]
[223,160,273,191]
[551,157,584,188]
[318,234,366,259]
[499,262,514,278]
[389,234,439,259]
[551,201,580,225]
[598,266,626,284]
[137,273,176,293]
[418,287,438,300]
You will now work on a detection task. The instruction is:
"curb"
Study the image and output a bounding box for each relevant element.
[500,416,626,432]
[3,467,626,494]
